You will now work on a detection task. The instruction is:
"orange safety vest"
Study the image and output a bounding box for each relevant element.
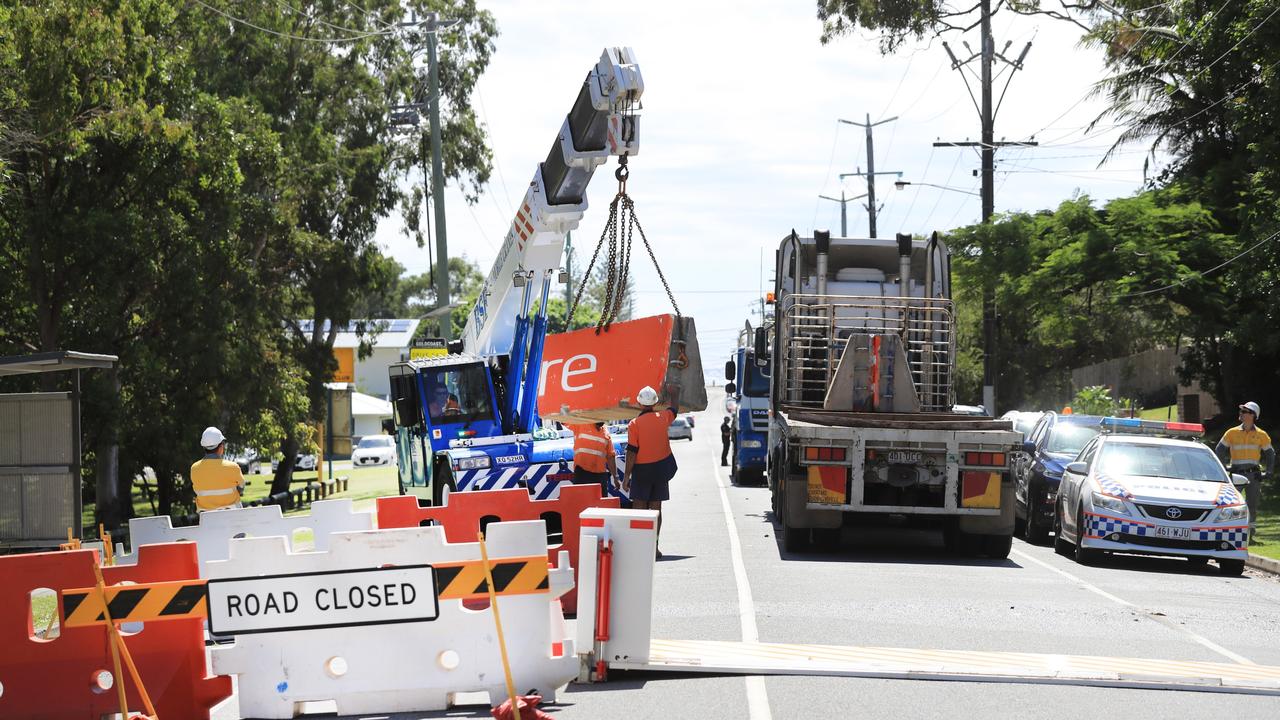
[627,408,676,464]
[571,424,612,473]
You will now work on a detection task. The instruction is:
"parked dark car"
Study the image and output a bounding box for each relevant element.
[1014,412,1104,544]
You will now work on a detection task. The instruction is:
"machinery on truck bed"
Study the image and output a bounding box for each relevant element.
[387,48,642,505]
[760,230,1021,555]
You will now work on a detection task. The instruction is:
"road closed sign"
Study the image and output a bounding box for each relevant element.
[207,565,438,635]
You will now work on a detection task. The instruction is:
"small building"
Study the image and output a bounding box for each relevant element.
[352,391,393,441]
[296,319,421,400]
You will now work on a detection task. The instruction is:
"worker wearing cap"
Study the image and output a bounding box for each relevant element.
[570,422,617,495]
[190,427,245,511]
[622,385,680,558]
[1215,401,1272,533]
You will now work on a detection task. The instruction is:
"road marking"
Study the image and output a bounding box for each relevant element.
[1012,547,1255,665]
[712,457,772,720]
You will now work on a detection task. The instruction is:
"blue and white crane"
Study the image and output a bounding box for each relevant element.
[388,48,642,505]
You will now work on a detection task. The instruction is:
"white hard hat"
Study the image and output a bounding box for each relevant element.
[637,386,659,406]
[1240,401,1261,419]
[200,426,226,450]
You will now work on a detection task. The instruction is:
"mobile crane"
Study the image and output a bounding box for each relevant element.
[387,48,642,505]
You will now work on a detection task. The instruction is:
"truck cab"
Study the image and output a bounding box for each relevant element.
[724,343,770,484]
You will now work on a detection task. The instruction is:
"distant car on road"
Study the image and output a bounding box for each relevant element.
[667,417,693,441]
[684,414,696,428]
[1014,412,1105,544]
[1000,410,1046,437]
[352,435,397,466]
[1054,419,1249,576]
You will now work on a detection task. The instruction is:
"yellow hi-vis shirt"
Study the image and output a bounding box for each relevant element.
[1220,425,1273,467]
[191,456,244,511]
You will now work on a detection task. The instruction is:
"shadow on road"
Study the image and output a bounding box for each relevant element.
[745,510,1023,569]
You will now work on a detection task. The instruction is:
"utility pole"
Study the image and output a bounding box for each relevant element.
[933,0,1035,415]
[425,13,452,342]
[838,114,899,238]
[818,190,868,236]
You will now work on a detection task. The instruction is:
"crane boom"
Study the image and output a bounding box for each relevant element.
[463,47,643,357]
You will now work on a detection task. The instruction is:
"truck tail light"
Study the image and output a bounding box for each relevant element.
[804,446,847,462]
[964,451,1006,467]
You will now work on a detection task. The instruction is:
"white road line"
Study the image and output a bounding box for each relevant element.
[712,458,773,720]
[1012,548,1255,666]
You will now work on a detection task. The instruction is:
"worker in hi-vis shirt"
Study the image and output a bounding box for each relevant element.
[1216,401,1273,533]
[190,426,245,511]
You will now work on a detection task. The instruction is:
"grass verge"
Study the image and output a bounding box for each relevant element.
[1251,489,1280,561]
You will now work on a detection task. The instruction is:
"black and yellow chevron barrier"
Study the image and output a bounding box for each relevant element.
[62,579,209,627]
[434,555,549,601]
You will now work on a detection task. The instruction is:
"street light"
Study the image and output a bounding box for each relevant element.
[894,180,980,196]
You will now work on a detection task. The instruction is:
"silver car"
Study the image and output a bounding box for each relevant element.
[667,417,693,441]
[1054,419,1250,575]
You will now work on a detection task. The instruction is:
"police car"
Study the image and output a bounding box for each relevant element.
[1053,418,1251,576]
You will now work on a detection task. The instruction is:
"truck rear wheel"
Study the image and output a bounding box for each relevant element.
[779,486,811,552]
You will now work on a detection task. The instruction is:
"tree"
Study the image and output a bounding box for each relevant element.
[1072,385,1115,416]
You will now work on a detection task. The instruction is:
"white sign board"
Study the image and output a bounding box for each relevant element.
[207,565,438,635]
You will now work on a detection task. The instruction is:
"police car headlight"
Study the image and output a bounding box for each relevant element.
[1219,504,1250,522]
[741,440,763,448]
[1090,491,1129,516]
[456,456,491,470]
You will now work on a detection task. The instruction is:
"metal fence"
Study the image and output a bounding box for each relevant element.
[779,294,955,412]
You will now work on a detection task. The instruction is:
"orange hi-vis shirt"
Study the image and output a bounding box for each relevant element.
[190,457,244,511]
[627,408,677,464]
[570,424,612,473]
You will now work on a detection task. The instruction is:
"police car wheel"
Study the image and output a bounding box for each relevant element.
[1073,504,1101,565]
[1218,559,1245,576]
[1024,505,1049,545]
[1053,502,1071,557]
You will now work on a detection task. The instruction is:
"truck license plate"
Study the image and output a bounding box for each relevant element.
[1154,526,1192,540]
[888,451,922,465]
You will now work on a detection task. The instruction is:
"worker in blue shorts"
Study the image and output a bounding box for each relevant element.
[622,385,680,558]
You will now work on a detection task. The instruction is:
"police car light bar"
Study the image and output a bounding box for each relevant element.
[1099,417,1204,436]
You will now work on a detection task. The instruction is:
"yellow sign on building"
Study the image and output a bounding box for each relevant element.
[333,347,355,383]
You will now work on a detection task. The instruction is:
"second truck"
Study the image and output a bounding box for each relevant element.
[754,230,1022,556]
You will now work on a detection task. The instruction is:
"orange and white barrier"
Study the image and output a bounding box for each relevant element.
[0,543,231,718]
[206,520,576,717]
[376,484,617,614]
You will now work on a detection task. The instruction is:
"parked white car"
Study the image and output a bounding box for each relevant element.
[271,453,317,473]
[667,417,693,441]
[1054,418,1250,575]
[352,435,397,467]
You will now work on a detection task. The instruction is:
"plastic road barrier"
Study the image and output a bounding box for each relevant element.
[115,498,374,572]
[377,483,618,614]
[572,507,660,681]
[62,577,209,627]
[0,543,232,719]
[539,314,708,424]
[206,521,576,718]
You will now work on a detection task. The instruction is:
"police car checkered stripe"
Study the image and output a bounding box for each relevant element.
[1214,483,1244,507]
[1085,512,1249,549]
[452,462,570,499]
[1094,471,1132,499]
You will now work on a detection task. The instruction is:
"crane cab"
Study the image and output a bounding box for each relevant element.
[388,356,503,503]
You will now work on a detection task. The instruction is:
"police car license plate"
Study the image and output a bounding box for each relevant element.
[888,451,922,465]
[1154,526,1192,540]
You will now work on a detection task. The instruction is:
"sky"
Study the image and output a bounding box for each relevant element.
[375,0,1160,378]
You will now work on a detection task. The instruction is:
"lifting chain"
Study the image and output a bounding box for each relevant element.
[567,156,682,334]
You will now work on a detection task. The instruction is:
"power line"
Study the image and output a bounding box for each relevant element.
[1113,228,1280,299]
[190,0,398,43]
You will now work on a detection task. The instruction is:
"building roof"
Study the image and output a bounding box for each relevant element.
[0,351,118,377]
[295,319,421,349]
